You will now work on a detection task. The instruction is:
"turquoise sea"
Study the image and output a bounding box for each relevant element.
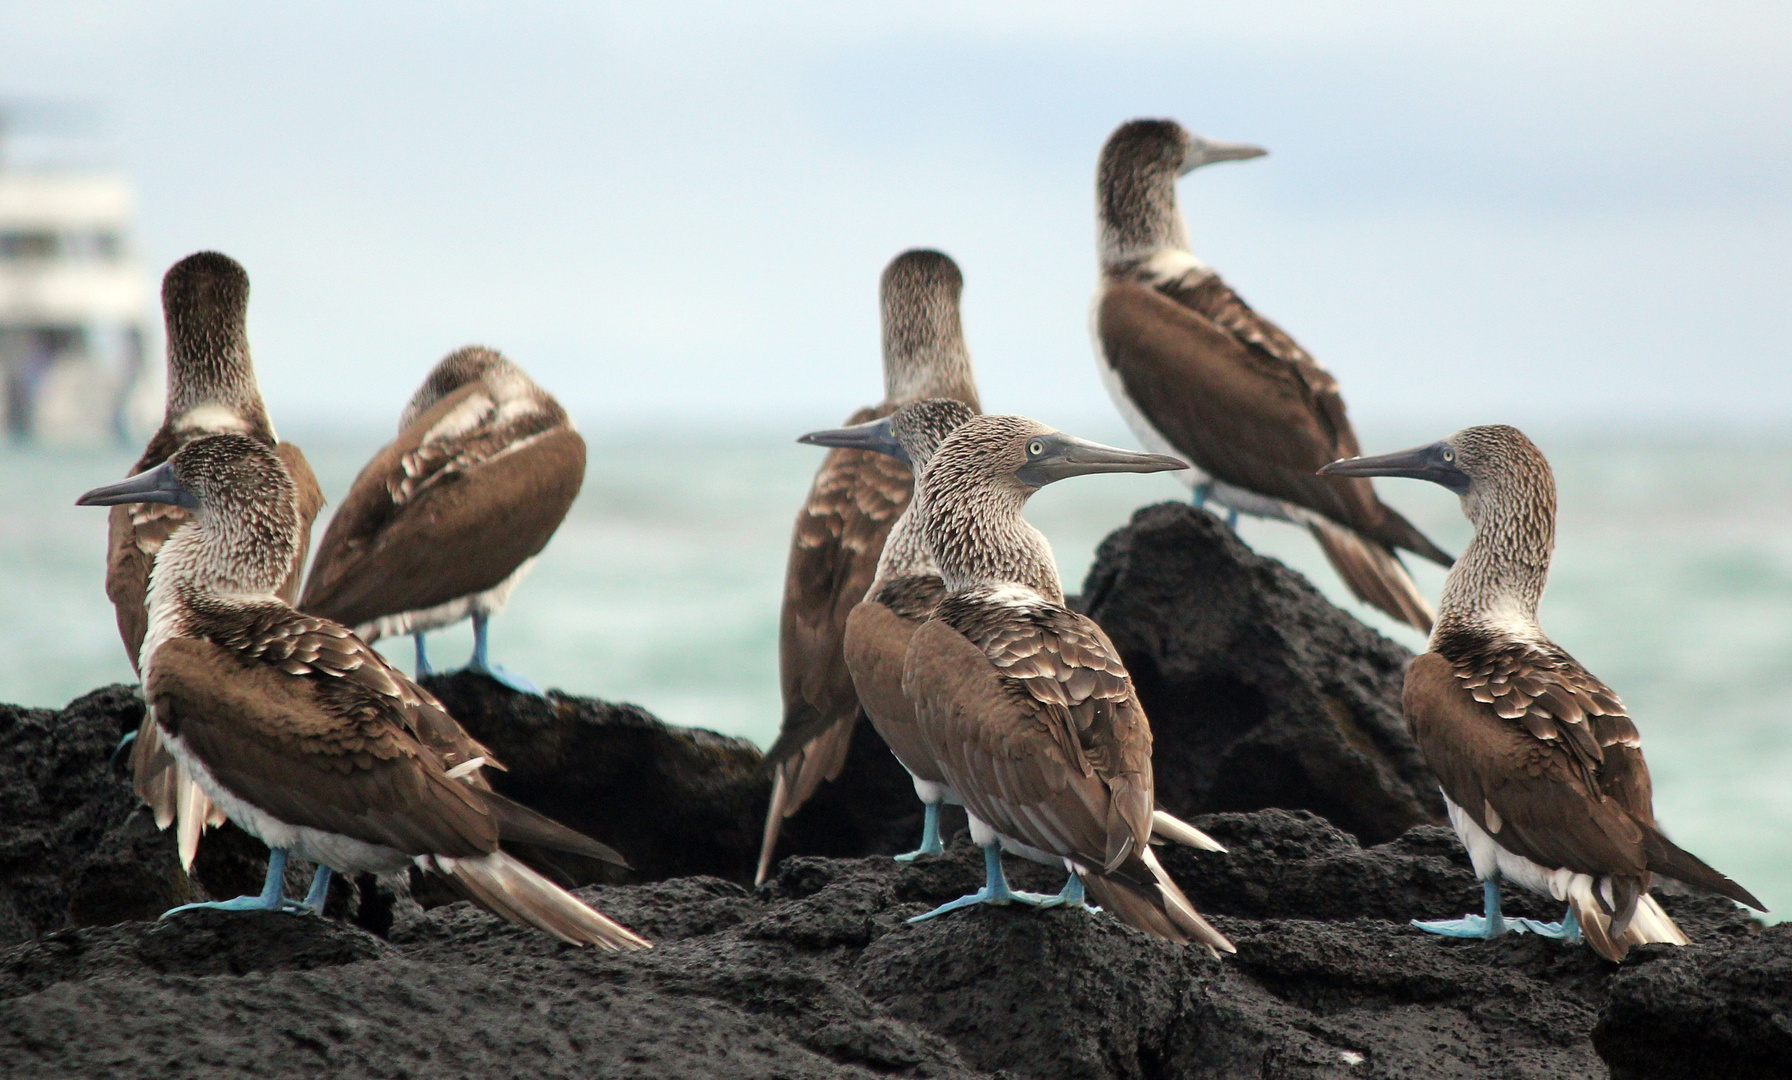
[4,420,1789,923]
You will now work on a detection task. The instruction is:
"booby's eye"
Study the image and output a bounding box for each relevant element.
[1441,447,1456,464]
[1028,440,1045,457]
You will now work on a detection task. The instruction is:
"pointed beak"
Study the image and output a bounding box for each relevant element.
[797,416,906,463]
[1016,434,1187,488]
[77,461,199,508]
[1182,137,1269,174]
[1320,441,1470,495]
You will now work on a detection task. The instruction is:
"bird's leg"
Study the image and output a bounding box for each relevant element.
[908,844,1054,923]
[1413,877,1530,939]
[1032,872,1100,912]
[1519,903,1583,943]
[894,801,944,862]
[413,633,433,677]
[1190,482,1212,509]
[1225,507,1240,529]
[160,847,313,918]
[110,727,138,768]
[302,864,333,915]
[464,613,544,696]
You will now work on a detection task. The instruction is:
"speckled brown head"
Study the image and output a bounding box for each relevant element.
[1097,118,1266,267]
[398,345,518,431]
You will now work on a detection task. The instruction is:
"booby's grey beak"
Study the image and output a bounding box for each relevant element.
[1016,434,1187,488]
[1320,441,1470,495]
[76,461,199,508]
[1182,137,1269,175]
[798,416,907,463]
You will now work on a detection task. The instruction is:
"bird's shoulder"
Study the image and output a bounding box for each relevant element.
[867,573,947,621]
[389,379,571,508]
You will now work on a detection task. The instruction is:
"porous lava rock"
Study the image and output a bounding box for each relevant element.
[1080,503,1444,844]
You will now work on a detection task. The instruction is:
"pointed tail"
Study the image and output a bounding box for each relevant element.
[1641,823,1766,911]
[1150,809,1227,852]
[131,719,223,871]
[1079,847,1235,957]
[422,851,652,950]
[754,718,856,886]
[1306,517,1435,632]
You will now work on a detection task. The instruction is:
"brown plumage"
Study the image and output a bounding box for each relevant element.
[85,433,648,950]
[1324,424,1764,961]
[1093,117,1449,631]
[106,251,324,868]
[299,346,583,650]
[899,414,1233,953]
[756,250,981,886]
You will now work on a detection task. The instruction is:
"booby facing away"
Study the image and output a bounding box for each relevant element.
[1322,426,1764,960]
[803,400,1228,863]
[79,433,649,949]
[299,346,584,695]
[756,249,982,886]
[895,413,1234,954]
[107,251,326,871]
[1092,117,1451,631]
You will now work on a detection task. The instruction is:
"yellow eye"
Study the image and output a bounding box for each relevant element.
[1028,440,1044,456]
[1441,447,1456,463]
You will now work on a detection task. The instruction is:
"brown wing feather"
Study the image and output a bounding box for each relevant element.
[1098,277,1451,568]
[844,577,950,788]
[299,380,584,632]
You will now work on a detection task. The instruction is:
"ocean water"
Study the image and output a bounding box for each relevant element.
[4,421,1789,923]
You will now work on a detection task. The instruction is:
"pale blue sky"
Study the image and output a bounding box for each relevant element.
[3,2,1788,435]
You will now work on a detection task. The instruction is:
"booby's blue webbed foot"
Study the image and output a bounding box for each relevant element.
[1413,878,1529,940]
[1031,873,1100,912]
[302,865,333,916]
[464,614,544,696]
[160,848,314,919]
[1518,905,1582,943]
[413,632,433,677]
[110,728,138,768]
[1191,482,1213,510]
[908,844,1055,923]
[1225,508,1240,529]
[894,802,945,862]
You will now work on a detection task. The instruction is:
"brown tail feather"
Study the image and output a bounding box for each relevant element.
[1149,809,1227,852]
[1307,518,1435,632]
[1078,848,1234,957]
[131,719,223,871]
[1567,878,1688,963]
[487,793,629,868]
[1373,501,1454,568]
[425,851,652,950]
[754,718,856,887]
[1640,823,1767,911]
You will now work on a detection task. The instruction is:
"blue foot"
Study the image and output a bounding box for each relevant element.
[111,728,138,768]
[1191,482,1212,510]
[302,865,333,915]
[908,844,1056,923]
[1413,878,1529,940]
[1225,508,1239,529]
[1518,904,1583,943]
[1033,873,1100,912]
[414,633,433,678]
[464,615,544,695]
[894,802,944,862]
[160,848,312,919]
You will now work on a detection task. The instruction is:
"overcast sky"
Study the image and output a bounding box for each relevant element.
[4,2,1788,436]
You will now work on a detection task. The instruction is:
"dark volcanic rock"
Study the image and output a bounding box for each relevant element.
[1081,503,1444,843]
[1594,922,1792,1080]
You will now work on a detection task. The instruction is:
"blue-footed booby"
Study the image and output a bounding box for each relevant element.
[802,400,1228,864]
[78,434,649,949]
[1092,118,1451,631]
[107,251,326,871]
[1322,426,1765,961]
[892,413,1234,953]
[299,346,584,695]
[756,250,982,887]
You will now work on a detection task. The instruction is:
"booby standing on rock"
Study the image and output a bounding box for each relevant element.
[299,346,584,695]
[107,251,326,871]
[802,400,1228,863]
[756,249,981,886]
[78,433,649,949]
[1322,425,1765,960]
[895,414,1234,954]
[1092,117,1451,631]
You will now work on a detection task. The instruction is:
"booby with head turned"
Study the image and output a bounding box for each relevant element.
[802,400,1228,863]
[1092,117,1451,631]
[892,413,1233,953]
[79,433,649,949]
[1322,425,1764,960]
[756,249,982,886]
[107,251,326,871]
[299,345,584,695]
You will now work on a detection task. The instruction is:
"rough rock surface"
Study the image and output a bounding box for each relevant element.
[1081,504,1443,844]
[0,806,1761,1079]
